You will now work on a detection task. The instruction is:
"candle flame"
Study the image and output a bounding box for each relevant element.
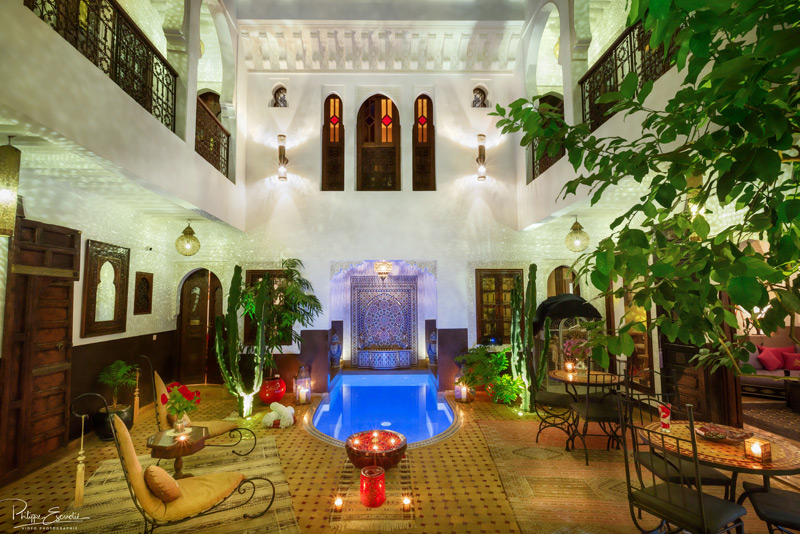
[403,497,411,505]
[334,497,343,507]
[752,442,762,456]
[373,431,378,437]
[373,444,379,450]
[354,439,359,445]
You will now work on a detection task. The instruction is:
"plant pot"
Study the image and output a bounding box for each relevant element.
[259,376,286,405]
[93,404,134,441]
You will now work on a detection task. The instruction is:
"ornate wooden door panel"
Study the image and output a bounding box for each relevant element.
[179,270,209,384]
[475,269,522,343]
[0,218,78,484]
[205,274,223,384]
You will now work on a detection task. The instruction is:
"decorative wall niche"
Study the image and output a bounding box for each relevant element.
[133,272,153,315]
[81,240,130,337]
[350,275,418,361]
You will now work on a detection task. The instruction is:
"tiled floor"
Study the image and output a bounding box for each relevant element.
[0,390,798,533]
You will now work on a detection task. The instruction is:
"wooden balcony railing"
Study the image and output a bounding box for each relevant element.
[195,97,230,176]
[24,0,177,132]
[531,94,566,180]
[578,20,676,132]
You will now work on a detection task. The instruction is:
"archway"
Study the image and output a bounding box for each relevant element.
[547,265,580,297]
[177,268,223,384]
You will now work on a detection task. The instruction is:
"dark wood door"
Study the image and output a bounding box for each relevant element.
[205,274,223,384]
[0,218,79,484]
[179,269,223,384]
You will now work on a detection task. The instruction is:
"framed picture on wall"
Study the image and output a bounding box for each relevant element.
[133,272,153,315]
[81,239,130,337]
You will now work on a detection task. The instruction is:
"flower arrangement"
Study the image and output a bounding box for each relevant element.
[563,338,590,361]
[160,382,201,419]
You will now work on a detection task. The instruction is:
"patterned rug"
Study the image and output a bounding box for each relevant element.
[64,438,299,533]
[743,400,800,443]
[478,420,637,534]
[330,457,414,531]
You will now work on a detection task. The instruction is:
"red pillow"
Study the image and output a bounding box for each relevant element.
[783,352,800,371]
[757,345,795,355]
[757,347,785,371]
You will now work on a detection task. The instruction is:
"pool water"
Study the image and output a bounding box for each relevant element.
[312,373,454,444]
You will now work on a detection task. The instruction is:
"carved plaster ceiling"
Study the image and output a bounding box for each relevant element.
[238,21,524,73]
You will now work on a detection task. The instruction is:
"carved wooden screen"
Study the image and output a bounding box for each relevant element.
[357,95,401,191]
[412,95,435,191]
[322,94,345,191]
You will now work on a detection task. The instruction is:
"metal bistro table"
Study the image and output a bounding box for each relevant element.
[548,369,622,401]
[147,425,209,479]
[642,422,800,501]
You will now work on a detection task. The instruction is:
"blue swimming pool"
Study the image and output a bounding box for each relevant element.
[312,373,454,444]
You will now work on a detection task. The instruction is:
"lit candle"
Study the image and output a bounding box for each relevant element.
[460,385,467,398]
[373,431,378,437]
[354,439,360,445]
[334,496,343,512]
[373,444,379,451]
[402,496,411,512]
[178,435,187,441]
[390,438,396,445]
[751,442,762,458]
[565,362,575,373]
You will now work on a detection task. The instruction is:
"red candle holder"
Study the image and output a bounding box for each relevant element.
[345,430,407,470]
[360,466,386,508]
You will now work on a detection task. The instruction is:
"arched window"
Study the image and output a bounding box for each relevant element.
[357,95,401,191]
[412,95,435,191]
[322,94,344,191]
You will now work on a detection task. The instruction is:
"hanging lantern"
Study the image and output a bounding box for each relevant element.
[454,366,474,403]
[360,466,386,508]
[175,221,200,256]
[565,217,589,252]
[294,365,311,405]
[0,137,21,236]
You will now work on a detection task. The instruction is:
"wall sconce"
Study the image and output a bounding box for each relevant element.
[0,136,21,236]
[476,134,486,181]
[374,261,392,280]
[277,134,289,180]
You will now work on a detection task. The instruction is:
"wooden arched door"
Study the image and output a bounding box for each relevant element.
[178,269,223,384]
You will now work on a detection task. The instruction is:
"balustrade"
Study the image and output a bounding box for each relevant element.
[24,0,177,132]
[195,97,230,177]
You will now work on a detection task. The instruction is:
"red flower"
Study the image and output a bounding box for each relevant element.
[195,390,201,397]
[178,385,193,401]
[166,381,179,392]
[195,398,200,404]
[160,393,168,405]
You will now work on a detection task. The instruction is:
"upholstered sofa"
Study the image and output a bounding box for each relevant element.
[740,332,800,400]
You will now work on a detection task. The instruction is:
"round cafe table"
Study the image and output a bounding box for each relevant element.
[641,421,800,499]
[548,369,622,400]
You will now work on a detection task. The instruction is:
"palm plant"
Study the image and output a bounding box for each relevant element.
[215,259,322,417]
[97,360,139,409]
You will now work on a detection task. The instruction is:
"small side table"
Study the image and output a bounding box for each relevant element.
[147,426,208,479]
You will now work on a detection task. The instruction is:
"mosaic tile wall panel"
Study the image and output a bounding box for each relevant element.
[351,275,418,363]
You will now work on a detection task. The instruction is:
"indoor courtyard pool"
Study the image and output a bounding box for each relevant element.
[311,372,455,444]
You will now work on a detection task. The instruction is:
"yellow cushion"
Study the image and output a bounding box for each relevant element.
[157,472,245,521]
[153,371,170,431]
[144,465,181,503]
[191,420,238,438]
[110,415,166,516]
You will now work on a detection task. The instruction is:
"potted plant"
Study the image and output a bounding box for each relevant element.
[93,360,139,441]
[216,259,322,417]
[160,382,201,433]
[455,345,524,404]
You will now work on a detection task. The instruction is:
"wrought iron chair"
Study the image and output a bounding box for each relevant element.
[622,366,736,501]
[567,365,622,465]
[617,393,746,534]
[70,393,274,534]
[138,355,257,456]
[533,386,574,443]
[738,481,800,533]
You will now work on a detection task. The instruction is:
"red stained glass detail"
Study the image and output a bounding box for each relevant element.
[418,116,427,125]
[381,115,392,126]
[330,115,339,125]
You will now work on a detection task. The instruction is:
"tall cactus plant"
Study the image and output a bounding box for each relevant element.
[510,273,532,411]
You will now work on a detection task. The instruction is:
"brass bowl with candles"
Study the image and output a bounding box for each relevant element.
[345,429,407,470]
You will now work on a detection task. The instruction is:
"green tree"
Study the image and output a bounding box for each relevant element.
[493,1,800,375]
